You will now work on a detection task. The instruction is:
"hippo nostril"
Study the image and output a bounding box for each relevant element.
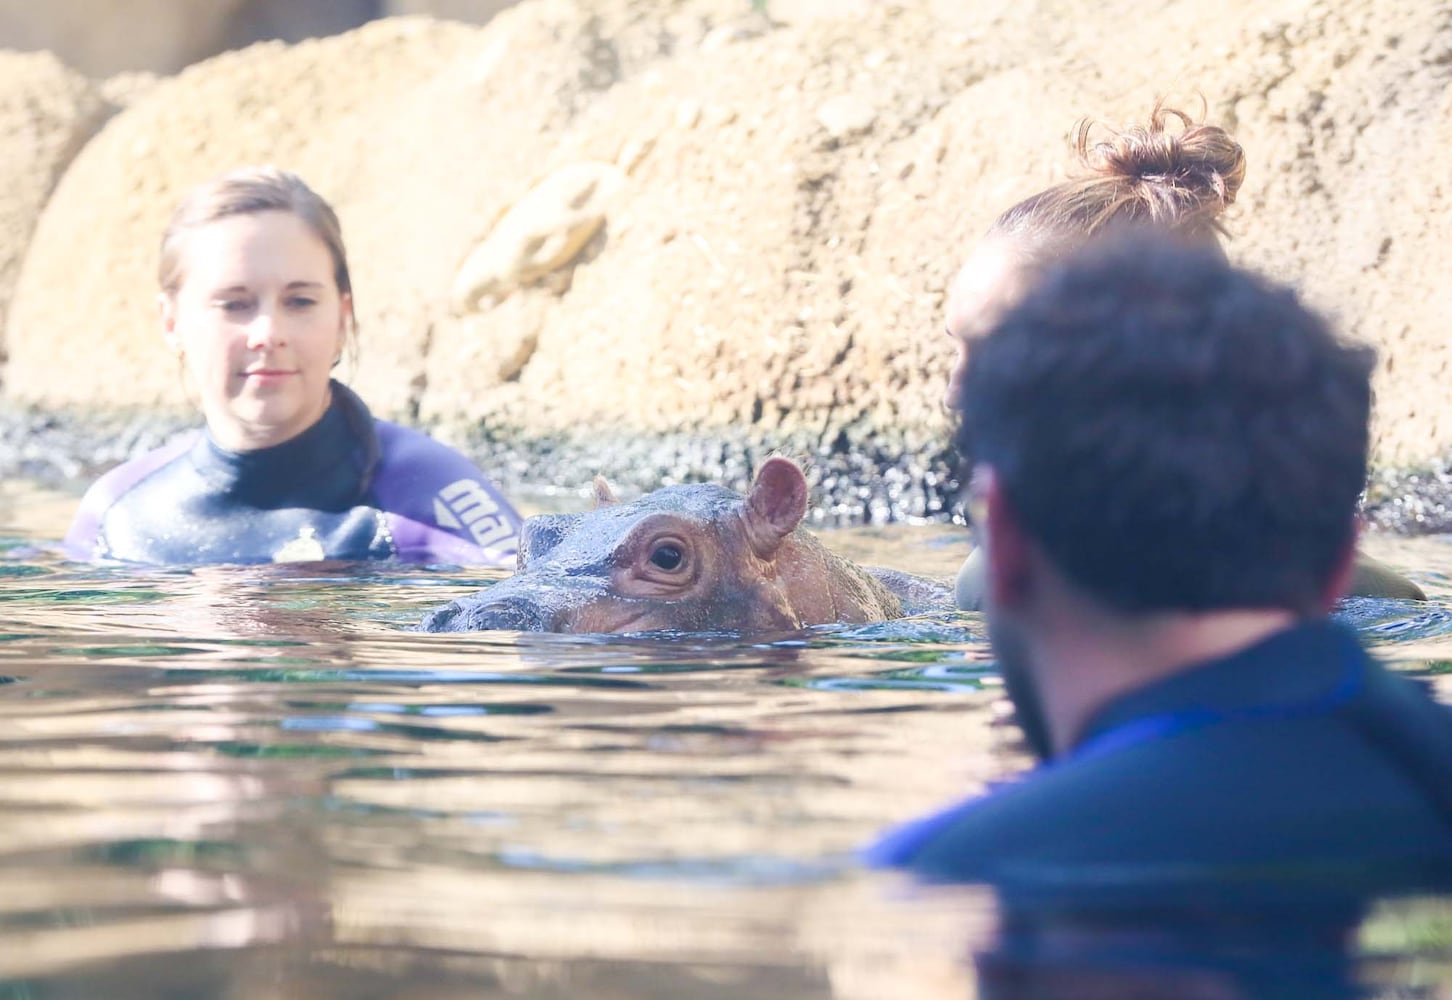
[417,595,551,633]
[469,596,550,632]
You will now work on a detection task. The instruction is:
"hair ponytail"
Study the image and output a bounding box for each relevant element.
[990,100,1246,255]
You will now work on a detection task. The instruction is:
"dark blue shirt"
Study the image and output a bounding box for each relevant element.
[867,620,1452,890]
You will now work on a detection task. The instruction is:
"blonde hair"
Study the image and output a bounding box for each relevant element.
[990,101,1246,260]
[158,166,358,363]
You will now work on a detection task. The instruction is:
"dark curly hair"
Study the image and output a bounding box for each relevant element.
[955,232,1375,614]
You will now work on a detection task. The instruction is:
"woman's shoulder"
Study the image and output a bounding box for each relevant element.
[78,433,199,509]
[64,432,199,558]
[370,417,516,515]
[370,418,491,483]
[367,417,522,563]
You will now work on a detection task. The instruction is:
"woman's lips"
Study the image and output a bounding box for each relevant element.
[242,368,297,383]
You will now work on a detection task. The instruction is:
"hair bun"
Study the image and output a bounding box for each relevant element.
[1076,101,1247,231]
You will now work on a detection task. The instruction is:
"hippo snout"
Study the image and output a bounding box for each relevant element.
[471,596,551,631]
[418,594,554,633]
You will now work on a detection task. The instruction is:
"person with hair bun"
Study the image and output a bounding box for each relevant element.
[948,103,1422,609]
[65,166,523,566]
[871,230,1452,886]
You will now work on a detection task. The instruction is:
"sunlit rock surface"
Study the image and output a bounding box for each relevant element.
[0,51,110,376]
[1,0,1451,519]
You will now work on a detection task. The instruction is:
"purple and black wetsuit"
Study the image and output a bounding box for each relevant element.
[63,382,521,567]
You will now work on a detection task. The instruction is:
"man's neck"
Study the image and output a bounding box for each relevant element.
[1030,602,1299,757]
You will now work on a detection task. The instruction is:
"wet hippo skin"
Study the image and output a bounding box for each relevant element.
[419,457,952,634]
[1346,553,1428,601]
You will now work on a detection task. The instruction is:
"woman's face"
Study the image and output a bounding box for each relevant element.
[943,238,1032,411]
[162,211,350,452]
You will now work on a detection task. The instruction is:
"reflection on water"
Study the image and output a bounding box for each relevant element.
[0,483,1448,997]
[976,894,1452,1000]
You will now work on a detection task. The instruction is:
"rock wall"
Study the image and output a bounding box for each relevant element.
[1224,1,1452,466]
[3,0,1452,495]
[0,52,111,365]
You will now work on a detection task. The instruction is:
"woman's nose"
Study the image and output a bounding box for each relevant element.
[245,309,284,350]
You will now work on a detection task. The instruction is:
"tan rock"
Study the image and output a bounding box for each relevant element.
[769,0,875,22]
[0,51,110,364]
[5,0,1452,474]
[815,94,877,140]
[450,161,625,312]
[1220,1,1452,467]
[97,72,165,109]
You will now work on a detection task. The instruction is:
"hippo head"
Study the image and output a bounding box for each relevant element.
[419,457,817,634]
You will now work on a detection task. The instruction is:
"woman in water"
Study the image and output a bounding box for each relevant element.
[948,103,1423,607]
[65,166,523,566]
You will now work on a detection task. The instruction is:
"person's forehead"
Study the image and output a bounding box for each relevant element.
[947,239,1032,335]
[181,212,331,272]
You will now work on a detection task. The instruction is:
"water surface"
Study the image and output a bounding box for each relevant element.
[0,482,1449,998]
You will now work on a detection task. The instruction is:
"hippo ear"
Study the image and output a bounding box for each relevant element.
[744,456,809,558]
[592,474,619,508]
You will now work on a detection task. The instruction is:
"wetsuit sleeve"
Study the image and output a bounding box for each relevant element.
[370,422,523,567]
[62,481,109,560]
[61,436,196,561]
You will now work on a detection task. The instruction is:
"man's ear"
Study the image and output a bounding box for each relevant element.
[1318,519,1362,613]
[983,472,1034,610]
[744,456,808,559]
[159,293,181,356]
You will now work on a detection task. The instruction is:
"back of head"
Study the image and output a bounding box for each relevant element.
[956,232,1374,614]
[991,102,1246,261]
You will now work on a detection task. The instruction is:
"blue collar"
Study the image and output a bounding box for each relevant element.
[1069,622,1363,764]
[191,380,379,508]
[1068,619,1364,762]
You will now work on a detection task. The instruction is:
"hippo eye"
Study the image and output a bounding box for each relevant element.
[649,543,684,571]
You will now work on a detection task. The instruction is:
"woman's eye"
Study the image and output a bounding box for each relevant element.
[217,299,252,314]
[286,296,317,309]
[648,544,684,571]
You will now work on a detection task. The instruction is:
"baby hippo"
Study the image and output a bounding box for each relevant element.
[419,456,949,633]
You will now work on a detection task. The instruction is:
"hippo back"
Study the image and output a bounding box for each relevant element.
[774,530,952,622]
[863,566,956,616]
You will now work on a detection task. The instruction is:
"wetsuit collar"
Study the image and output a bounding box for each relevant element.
[1072,618,1363,756]
[195,380,379,508]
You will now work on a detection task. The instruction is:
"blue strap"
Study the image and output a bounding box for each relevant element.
[1070,647,1363,764]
